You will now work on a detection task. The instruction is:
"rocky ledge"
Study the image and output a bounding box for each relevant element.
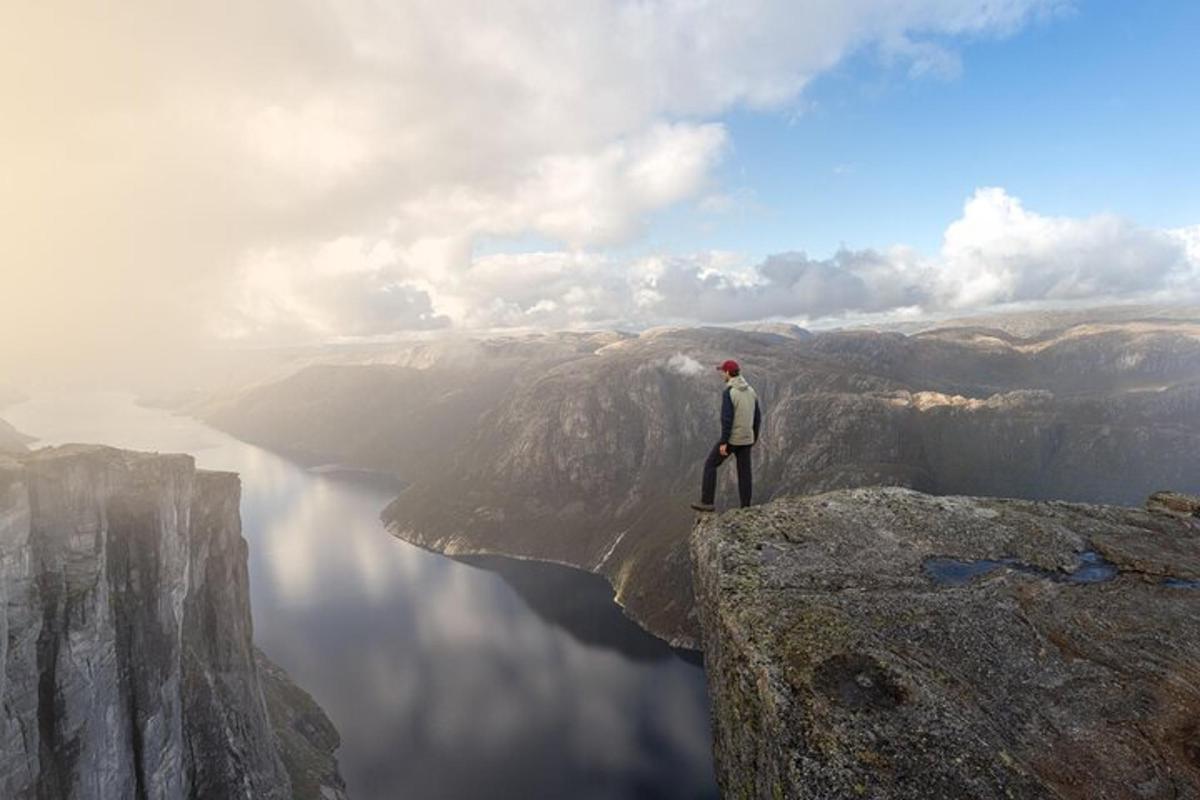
[690,487,1200,799]
[0,444,345,800]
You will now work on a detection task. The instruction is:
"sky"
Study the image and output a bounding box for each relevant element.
[3,0,1198,379]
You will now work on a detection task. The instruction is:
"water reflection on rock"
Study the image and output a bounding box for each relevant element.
[5,392,717,800]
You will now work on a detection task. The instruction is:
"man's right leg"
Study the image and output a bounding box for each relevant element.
[700,442,728,505]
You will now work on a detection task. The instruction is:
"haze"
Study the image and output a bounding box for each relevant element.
[4,1,1198,389]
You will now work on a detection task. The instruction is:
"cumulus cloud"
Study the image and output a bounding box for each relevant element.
[1168,226,1200,290]
[936,188,1188,308]
[445,188,1199,329]
[641,247,932,322]
[222,238,450,342]
[1,0,1069,372]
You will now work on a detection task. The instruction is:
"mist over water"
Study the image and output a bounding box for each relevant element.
[5,392,717,800]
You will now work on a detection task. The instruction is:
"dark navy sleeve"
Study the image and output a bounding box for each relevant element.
[720,388,733,444]
[753,399,762,441]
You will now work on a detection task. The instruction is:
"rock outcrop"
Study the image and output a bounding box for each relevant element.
[690,487,1200,799]
[256,650,346,800]
[0,444,345,800]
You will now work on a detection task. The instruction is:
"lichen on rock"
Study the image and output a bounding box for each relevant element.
[690,487,1200,798]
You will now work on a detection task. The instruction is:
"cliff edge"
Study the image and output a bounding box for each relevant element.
[690,487,1200,799]
[0,444,346,800]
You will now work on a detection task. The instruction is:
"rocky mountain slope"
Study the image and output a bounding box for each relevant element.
[0,444,345,799]
[196,313,1200,647]
[690,487,1200,799]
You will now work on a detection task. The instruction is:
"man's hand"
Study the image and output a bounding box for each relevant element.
[719,443,729,457]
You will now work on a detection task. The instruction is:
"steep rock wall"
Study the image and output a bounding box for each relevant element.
[0,444,344,800]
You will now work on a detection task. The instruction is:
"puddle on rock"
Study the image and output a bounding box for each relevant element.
[922,551,1119,587]
[921,558,1006,586]
[1067,551,1119,584]
[1163,578,1200,589]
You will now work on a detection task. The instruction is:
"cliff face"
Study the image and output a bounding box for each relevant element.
[197,317,1200,647]
[0,444,345,800]
[690,488,1200,799]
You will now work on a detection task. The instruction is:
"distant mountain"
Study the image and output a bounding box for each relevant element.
[0,417,35,453]
[846,302,1200,338]
[197,312,1200,647]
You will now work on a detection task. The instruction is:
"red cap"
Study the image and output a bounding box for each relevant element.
[716,359,740,373]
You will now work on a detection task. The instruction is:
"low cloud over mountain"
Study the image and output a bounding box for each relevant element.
[3,0,1079,375]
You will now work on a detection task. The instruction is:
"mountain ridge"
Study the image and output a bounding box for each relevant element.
[194,312,1200,646]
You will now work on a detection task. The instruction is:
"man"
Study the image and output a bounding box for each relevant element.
[692,359,762,512]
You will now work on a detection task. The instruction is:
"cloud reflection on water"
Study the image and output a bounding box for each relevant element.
[5,391,717,800]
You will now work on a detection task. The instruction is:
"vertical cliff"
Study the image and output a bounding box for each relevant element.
[0,444,345,800]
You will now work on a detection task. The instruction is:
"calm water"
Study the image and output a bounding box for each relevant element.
[5,392,717,800]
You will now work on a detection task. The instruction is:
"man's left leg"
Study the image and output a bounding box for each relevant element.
[733,444,752,508]
[699,442,727,506]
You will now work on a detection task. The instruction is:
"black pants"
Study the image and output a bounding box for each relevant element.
[701,442,752,508]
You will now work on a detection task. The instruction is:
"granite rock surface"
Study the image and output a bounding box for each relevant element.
[0,444,344,799]
[690,487,1200,799]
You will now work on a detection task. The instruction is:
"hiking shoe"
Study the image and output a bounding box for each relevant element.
[690,502,715,513]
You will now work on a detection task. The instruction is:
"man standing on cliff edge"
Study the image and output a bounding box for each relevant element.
[692,359,762,512]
